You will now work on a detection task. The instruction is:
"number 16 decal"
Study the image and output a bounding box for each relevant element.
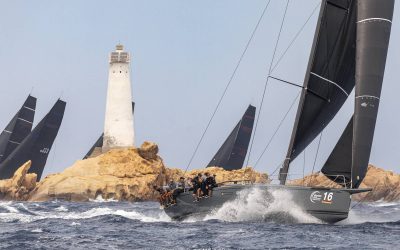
[322,192,333,204]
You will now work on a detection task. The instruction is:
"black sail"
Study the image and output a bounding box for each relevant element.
[279,0,357,184]
[207,105,256,171]
[351,0,394,188]
[0,95,36,163]
[83,102,135,159]
[321,116,353,187]
[83,133,103,159]
[0,99,66,180]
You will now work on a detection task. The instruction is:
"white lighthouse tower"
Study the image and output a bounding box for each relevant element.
[102,44,135,152]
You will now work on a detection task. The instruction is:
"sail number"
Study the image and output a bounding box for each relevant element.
[40,148,50,154]
[322,192,333,203]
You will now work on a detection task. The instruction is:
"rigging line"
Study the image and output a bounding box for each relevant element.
[307,131,323,186]
[246,0,291,167]
[350,182,379,210]
[184,0,272,173]
[253,90,301,168]
[302,148,306,186]
[271,1,321,73]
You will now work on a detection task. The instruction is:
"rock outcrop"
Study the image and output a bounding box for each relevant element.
[167,166,269,184]
[0,161,37,200]
[290,164,400,202]
[28,142,268,202]
[1,141,397,203]
[29,142,167,202]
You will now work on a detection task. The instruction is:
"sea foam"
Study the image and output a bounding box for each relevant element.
[202,187,321,224]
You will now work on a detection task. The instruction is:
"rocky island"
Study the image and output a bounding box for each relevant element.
[0,142,268,202]
[0,141,398,203]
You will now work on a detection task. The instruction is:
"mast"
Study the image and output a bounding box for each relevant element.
[207,105,256,170]
[279,2,325,184]
[0,99,66,180]
[0,95,36,163]
[351,0,394,188]
[280,0,358,184]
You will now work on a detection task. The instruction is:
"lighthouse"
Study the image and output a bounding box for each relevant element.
[102,44,135,152]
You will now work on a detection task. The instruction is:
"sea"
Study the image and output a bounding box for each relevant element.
[0,188,399,250]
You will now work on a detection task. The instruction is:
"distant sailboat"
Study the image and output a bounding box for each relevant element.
[0,99,66,180]
[207,105,256,170]
[165,0,395,223]
[0,95,36,163]
[83,102,135,159]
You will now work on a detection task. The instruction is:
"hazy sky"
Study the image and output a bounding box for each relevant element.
[0,0,399,180]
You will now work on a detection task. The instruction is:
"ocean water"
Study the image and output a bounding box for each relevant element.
[0,189,399,250]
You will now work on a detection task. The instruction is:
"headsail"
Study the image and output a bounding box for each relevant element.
[351,0,394,188]
[83,102,135,159]
[207,105,256,171]
[321,115,353,187]
[0,95,36,163]
[0,99,66,180]
[279,0,357,184]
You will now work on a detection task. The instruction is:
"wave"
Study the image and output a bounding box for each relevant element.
[201,187,322,224]
[89,195,118,203]
[1,196,399,226]
[0,202,171,224]
[339,201,400,225]
[367,201,400,207]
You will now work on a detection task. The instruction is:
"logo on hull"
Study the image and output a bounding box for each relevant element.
[310,191,322,203]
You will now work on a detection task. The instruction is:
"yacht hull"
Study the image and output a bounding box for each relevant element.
[164,184,357,224]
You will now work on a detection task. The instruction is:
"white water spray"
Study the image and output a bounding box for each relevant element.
[203,187,321,224]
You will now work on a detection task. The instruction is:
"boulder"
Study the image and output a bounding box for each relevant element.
[0,161,37,200]
[137,141,159,161]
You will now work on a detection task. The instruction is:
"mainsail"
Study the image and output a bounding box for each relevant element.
[207,105,256,171]
[279,0,357,184]
[0,95,36,163]
[83,102,135,159]
[0,99,66,180]
[351,0,394,188]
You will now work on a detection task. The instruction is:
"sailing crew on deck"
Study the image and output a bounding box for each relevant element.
[168,180,177,190]
[170,177,185,204]
[206,174,217,197]
[192,174,202,202]
[153,185,173,207]
[201,173,209,198]
[202,172,210,198]
[185,177,193,192]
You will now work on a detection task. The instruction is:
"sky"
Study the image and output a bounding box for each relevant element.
[0,0,399,180]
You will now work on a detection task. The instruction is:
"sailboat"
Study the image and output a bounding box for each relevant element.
[0,95,36,163]
[207,105,256,170]
[83,101,135,159]
[164,0,395,223]
[0,99,66,180]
